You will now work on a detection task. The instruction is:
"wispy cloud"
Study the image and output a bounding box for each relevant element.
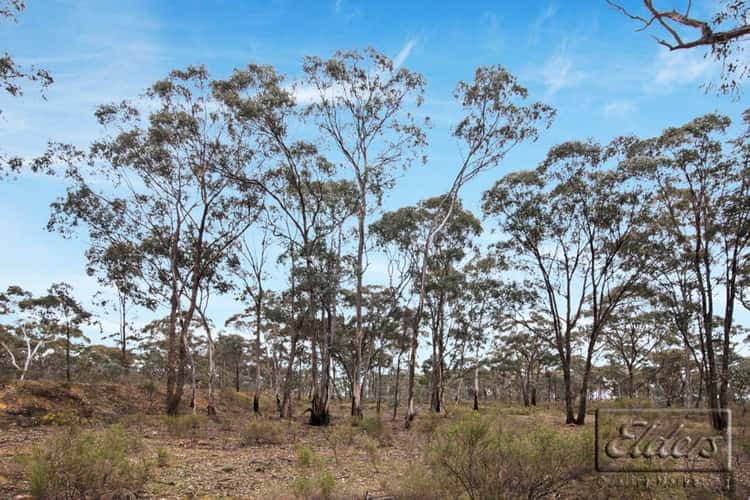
[651,49,713,89]
[479,11,504,53]
[394,39,417,68]
[541,53,585,96]
[602,99,636,119]
[529,3,557,44]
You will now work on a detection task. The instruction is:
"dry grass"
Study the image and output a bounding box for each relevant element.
[0,382,746,499]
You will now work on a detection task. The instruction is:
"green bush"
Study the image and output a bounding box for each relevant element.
[361,416,392,445]
[325,424,357,465]
[164,414,209,439]
[40,411,80,427]
[163,414,207,439]
[413,411,442,437]
[25,425,151,499]
[291,445,335,499]
[156,447,170,468]
[421,414,592,499]
[239,419,285,446]
[362,436,380,472]
[315,469,336,499]
[295,444,316,468]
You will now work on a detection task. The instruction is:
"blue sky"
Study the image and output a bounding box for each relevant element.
[0,0,745,345]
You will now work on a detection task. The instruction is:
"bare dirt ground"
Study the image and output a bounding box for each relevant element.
[0,381,747,499]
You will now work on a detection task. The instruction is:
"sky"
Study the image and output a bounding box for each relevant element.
[0,0,746,348]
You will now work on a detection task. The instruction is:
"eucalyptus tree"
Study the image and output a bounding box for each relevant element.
[1,0,53,176]
[91,241,154,373]
[624,112,750,429]
[484,138,651,425]
[228,209,273,414]
[602,301,669,398]
[43,282,92,381]
[496,327,554,406]
[0,286,60,380]
[302,47,427,417]
[376,66,554,426]
[216,334,247,392]
[421,198,482,412]
[49,66,262,414]
[214,64,348,422]
[461,254,504,410]
[0,1,51,104]
[309,180,358,424]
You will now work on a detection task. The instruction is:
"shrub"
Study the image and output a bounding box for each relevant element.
[295,444,316,468]
[361,416,391,445]
[40,411,79,427]
[138,379,157,400]
[423,414,592,499]
[315,469,336,499]
[163,414,208,439]
[413,411,442,437]
[325,424,357,465]
[362,436,380,472]
[156,447,170,468]
[292,476,313,498]
[25,425,151,499]
[291,445,336,499]
[239,419,285,446]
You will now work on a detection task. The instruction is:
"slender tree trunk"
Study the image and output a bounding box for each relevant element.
[393,351,402,420]
[352,202,366,418]
[120,293,128,375]
[65,327,71,382]
[562,357,575,424]
[206,330,216,416]
[254,288,263,414]
[166,220,182,414]
[473,363,479,411]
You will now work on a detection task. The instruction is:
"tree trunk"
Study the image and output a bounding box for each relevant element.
[562,358,575,424]
[352,202,366,418]
[206,331,217,416]
[65,328,71,382]
[254,287,263,414]
[473,363,479,411]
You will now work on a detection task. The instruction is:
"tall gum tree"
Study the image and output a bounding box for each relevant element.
[483,138,652,425]
[400,66,554,426]
[302,47,427,417]
[49,66,261,415]
[624,112,750,430]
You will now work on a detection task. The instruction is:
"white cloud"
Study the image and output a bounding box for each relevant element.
[541,53,585,96]
[529,3,557,44]
[652,49,713,89]
[394,39,417,68]
[602,99,636,119]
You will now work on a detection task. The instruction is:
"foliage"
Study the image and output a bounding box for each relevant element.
[24,425,151,499]
[291,444,335,499]
[155,447,170,468]
[163,414,207,439]
[40,411,80,427]
[420,413,591,499]
[239,419,286,446]
[361,415,392,446]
